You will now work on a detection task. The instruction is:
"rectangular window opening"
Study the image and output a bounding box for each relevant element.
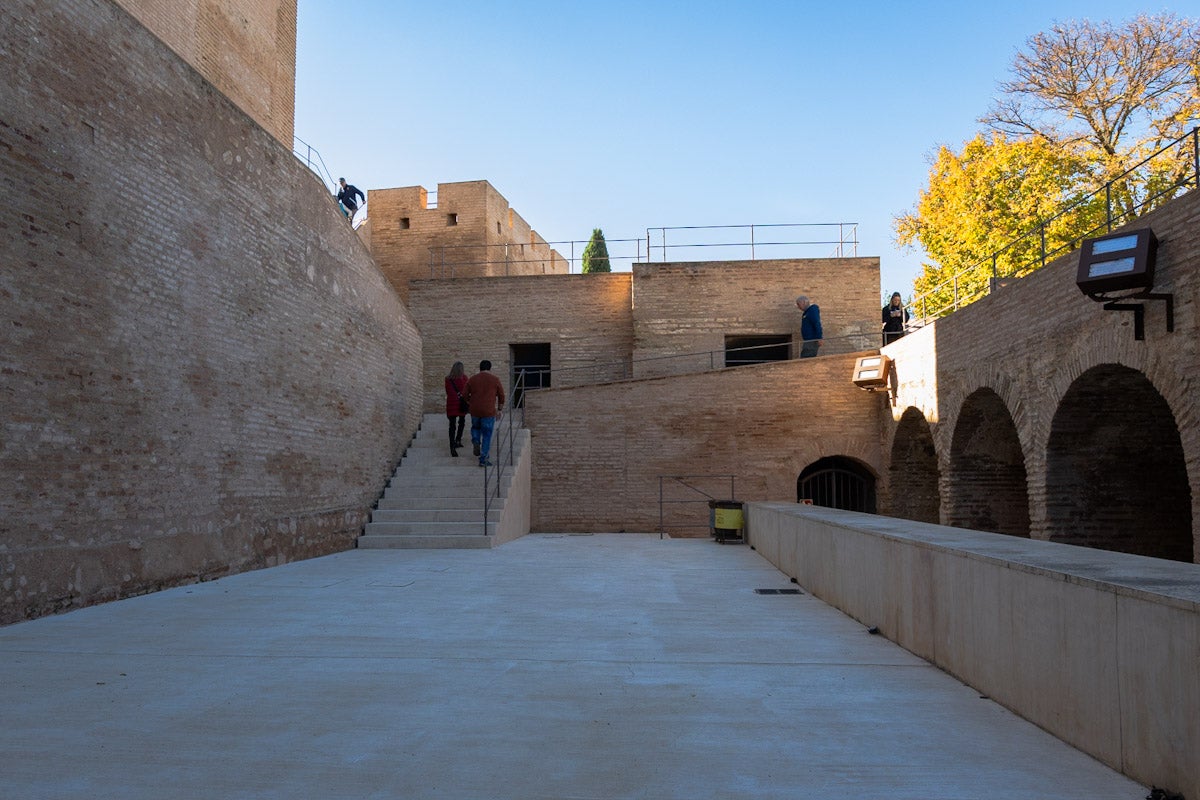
[447,213,458,226]
[510,342,551,409]
[725,334,792,367]
[399,217,410,229]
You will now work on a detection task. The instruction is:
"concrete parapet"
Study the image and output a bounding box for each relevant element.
[745,502,1200,799]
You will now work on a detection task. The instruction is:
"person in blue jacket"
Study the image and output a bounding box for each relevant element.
[796,295,822,358]
[336,178,365,220]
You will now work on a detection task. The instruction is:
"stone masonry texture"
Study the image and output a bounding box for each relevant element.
[369,182,568,302]
[0,0,423,624]
[882,187,1200,561]
[526,353,884,534]
[110,0,297,145]
[631,258,881,376]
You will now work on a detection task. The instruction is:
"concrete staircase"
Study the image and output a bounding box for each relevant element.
[357,414,525,549]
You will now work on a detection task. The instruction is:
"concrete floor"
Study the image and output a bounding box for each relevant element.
[0,534,1145,799]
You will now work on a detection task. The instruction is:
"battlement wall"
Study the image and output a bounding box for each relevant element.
[368,181,568,300]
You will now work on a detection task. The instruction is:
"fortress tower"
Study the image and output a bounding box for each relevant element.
[111,0,297,144]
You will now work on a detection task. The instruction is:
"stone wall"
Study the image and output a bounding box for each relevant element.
[110,0,297,145]
[525,353,884,533]
[368,181,568,301]
[408,274,634,412]
[0,0,423,624]
[631,258,880,376]
[883,188,1200,560]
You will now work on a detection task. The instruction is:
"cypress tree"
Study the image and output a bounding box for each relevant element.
[581,228,611,273]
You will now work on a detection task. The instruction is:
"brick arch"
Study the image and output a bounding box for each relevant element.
[1046,363,1193,561]
[946,388,1031,537]
[797,455,878,513]
[889,407,941,523]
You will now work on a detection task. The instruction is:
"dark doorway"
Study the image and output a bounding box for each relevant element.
[725,334,791,367]
[510,343,550,409]
[797,457,877,513]
[946,388,1030,537]
[889,407,941,523]
[1046,364,1192,562]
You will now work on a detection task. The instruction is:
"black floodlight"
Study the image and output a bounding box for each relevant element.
[1076,228,1157,296]
[852,354,891,391]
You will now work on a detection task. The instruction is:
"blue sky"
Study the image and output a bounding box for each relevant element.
[294,1,1192,299]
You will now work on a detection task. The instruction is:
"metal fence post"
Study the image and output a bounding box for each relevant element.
[1106,182,1113,233]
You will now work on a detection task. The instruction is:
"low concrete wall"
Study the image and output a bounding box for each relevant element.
[493,429,531,546]
[745,502,1200,799]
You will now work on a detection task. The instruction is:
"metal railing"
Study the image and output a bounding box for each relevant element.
[292,135,337,193]
[482,370,527,535]
[511,332,880,393]
[909,127,1200,322]
[646,222,859,262]
[657,475,736,539]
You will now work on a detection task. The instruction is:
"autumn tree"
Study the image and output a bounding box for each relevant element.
[582,228,611,273]
[982,13,1200,220]
[896,134,1102,314]
[898,13,1199,316]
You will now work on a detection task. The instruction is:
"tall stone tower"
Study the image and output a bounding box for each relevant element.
[111,0,297,145]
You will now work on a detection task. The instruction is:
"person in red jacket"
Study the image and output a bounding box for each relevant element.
[464,360,506,467]
[444,361,468,457]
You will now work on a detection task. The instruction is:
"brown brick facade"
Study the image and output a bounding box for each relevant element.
[631,258,881,376]
[883,188,1200,561]
[526,353,884,533]
[0,0,422,624]
[368,181,568,301]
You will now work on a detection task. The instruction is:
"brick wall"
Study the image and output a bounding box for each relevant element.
[631,258,880,376]
[526,353,884,533]
[0,0,423,624]
[368,181,568,301]
[110,0,297,145]
[409,274,634,412]
[883,187,1200,561]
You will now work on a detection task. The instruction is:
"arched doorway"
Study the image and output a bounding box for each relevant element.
[797,457,877,513]
[1046,364,1192,562]
[889,407,941,523]
[947,388,1030,537]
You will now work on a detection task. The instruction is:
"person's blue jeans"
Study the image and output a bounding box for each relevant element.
[471,416,496,464]
[800,340,821,358]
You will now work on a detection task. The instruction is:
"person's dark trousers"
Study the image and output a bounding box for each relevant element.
[883,331,905,346]
[800,341,820,358]
[470,416,496,465]
[448,414,464,454]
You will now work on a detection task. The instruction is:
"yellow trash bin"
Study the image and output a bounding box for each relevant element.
[710,500,744,543]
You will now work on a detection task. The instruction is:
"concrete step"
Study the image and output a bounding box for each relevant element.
[370,508,491,524]
[375,496,489,511]
[363,521,497,536]
[357,534,493,550]
[384,477,510,496]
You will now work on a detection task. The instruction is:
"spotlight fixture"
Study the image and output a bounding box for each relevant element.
[1076,227,1172,340]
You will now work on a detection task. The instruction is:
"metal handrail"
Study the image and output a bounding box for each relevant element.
[646,222,859,261]
[292,135,338,193]
[482,369,526,535]
[909,126,1200,321]
[511,332,880,393]
[657,475,736,540]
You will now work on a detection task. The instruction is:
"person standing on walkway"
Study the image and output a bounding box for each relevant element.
[465,360,505,467]
[444,361,469,457]
[796,295,823,358]
[336,178,364,221]
[882,292,909,345]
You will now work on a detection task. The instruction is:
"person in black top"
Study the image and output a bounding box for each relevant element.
[336,178,365,220]
[882,292,909,345]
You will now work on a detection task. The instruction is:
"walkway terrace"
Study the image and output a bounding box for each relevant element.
[0,534,1143,799]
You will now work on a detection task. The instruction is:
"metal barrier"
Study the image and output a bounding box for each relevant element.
[482,370,526,535]
[292,135,337,193]
[909,127,1200,321]
[657,475,736,539]
[646,222,859,262]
